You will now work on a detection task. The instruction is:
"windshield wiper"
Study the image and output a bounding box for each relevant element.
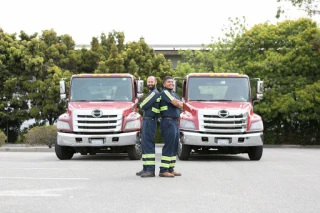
[74,99,114,102]
[85,99,115,102]
[99,99,114,102]
[213,99,233,102]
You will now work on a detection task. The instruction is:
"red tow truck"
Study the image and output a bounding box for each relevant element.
[56,73,144,160]
[178,73,264,160]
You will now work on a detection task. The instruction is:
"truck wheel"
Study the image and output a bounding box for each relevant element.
[127,144,142,160]
[177,141,191,160]
[248,146,263,161]
[55,141,74,160]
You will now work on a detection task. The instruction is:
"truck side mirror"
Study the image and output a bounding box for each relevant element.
[137,80,144,93]
[136,80,144,100]
[257,80,264,94]
[173,80,177,92]
[60,80,66,100]
[253,80,264,104]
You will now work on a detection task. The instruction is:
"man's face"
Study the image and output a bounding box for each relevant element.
[147,77,157,90]
[163,78,174,90]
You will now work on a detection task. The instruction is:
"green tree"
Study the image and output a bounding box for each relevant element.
[247,19,320,144]
[20,30,73,125]
[0,29,30,142]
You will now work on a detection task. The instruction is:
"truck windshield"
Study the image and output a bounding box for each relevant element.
[188,77,250,102]
[70,77,133,102]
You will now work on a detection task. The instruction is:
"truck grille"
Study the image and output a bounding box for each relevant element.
[72,110,122,132]
[199,110,248,133]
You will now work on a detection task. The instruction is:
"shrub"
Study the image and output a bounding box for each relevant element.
[0,131,7,147]
[24,125,57,148]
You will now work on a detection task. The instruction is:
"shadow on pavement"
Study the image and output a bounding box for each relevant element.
[184,154,251,161]
[70,153,133,161]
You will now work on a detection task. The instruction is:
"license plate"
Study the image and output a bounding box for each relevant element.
[91,139,104,145]
[217,139,230,145]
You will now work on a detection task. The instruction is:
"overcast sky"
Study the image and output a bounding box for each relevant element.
[0,0,318,45]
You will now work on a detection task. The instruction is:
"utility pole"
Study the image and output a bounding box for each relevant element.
[6,102,10,143]
[6,118,9,143]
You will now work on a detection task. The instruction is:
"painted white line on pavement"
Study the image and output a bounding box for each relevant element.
[0,187,82,197]
[0,193,61,197]
[1,168,68,170]
[1,168,105,170]
[0,177,89,180]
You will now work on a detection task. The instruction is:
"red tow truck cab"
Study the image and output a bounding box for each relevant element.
[177,73,264,160]
[55,73,144,160]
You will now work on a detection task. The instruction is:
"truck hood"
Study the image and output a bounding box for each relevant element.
[187,102,252,110]
[68,102,134,110]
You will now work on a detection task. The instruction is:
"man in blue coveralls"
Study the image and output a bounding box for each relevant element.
[136,76,160,178]
[159,76,183,178]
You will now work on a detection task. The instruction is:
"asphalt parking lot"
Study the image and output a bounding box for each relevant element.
[0,147,320,213]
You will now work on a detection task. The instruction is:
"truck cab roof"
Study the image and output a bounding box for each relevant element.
[72,73,135,78]
[185,73,248,78]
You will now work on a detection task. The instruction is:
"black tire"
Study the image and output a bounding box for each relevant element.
[177,141,191,160]
[248,146,263,161]
[127,143,142,160]
[55,141,74,160]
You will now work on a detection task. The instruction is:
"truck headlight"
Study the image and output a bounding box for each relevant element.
[124,120,140,130]
[180,120,196,130]
[250,120,263,131]
[57,121,71,130]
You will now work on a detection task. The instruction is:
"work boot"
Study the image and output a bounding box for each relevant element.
[141,171,155,178]
[170,171,182,176]
[159,172,175,178]
[136,170,145,176]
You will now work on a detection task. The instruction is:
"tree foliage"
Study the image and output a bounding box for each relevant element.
[231,18,320,144]
[0,29,30,142]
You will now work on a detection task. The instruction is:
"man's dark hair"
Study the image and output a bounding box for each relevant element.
[163,76,173,84]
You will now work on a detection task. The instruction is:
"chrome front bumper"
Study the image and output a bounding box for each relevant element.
[181,131,263,147]
[57,132,139,147]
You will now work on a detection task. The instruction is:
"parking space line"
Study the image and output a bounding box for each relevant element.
[0,187,82,197]
[0,177,89,180]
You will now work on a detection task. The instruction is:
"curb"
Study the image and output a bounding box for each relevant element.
[0,147,54,152]
[263,144,320,148]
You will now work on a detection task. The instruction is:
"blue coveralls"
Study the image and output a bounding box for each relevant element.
[139,88,160,172]
[159,88,181,173]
